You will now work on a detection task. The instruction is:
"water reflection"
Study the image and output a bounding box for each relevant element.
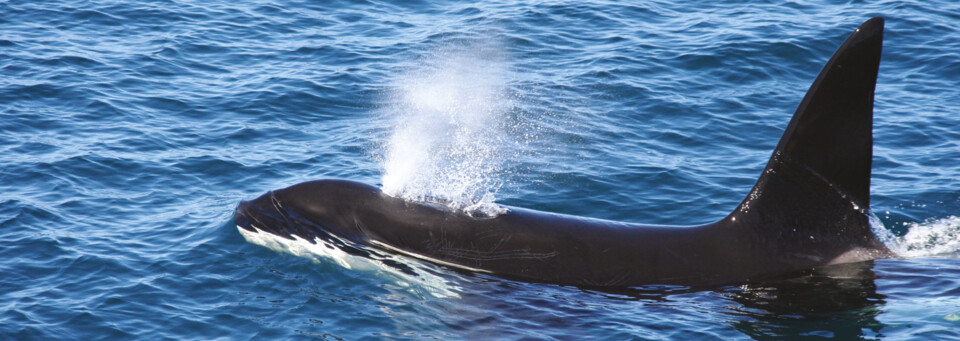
[721,261,886,339]
[569,261,888,339]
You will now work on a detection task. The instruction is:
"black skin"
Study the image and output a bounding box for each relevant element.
[236,18,893,287]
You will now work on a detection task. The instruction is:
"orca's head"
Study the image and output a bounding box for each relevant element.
[235,179,383,240]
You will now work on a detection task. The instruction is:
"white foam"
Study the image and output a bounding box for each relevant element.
[238,226,462,298]
[869,212,901,251]
[884,216,960,258]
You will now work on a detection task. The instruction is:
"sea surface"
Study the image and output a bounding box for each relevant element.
[2,0,959,339]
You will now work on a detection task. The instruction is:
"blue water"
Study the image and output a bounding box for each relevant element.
[2,0,959,339]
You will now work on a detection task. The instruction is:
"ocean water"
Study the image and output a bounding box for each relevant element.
[2,0,959,339]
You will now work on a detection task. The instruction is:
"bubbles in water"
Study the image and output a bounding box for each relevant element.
[378,40,525,216]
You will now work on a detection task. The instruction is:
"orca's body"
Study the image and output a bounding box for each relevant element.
[235,18,893,286]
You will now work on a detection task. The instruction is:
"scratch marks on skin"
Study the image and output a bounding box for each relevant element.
[270,191,285,214]
[450,229,558,264]
[369,240,494,274]
[353,216,371,241]
[418,222,558,267]
[489,233,511,254]
[367,220,558,273]
[437,246,558,262]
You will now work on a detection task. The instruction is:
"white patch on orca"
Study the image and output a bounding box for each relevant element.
[238,225,462,298]
[827,247,888,265]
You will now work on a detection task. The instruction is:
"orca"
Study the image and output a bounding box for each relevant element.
[235,17,893,286]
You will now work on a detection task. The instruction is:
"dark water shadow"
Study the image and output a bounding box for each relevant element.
[720,261,886,340]
[571,261,886,340]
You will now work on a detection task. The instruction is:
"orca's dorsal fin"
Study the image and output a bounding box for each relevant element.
[725,18,887,258]
[768,17,884,209]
